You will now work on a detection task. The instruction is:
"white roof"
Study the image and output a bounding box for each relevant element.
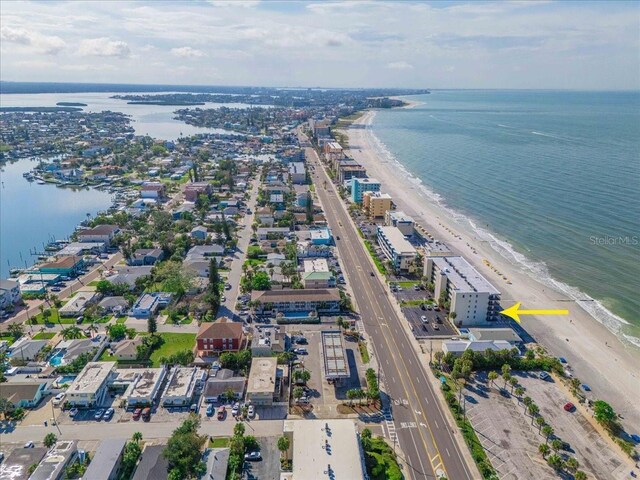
[431,256,500,295]
[68,362,115,395]
[377,226,417,255]
[442,340,512,354]
[247,357,277,395]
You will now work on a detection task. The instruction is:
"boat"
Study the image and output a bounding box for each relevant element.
[37,180,46,185]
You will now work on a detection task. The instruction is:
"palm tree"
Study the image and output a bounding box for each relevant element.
[535,415,545,433]
[502,372,511,390]
[456,378,466,405]
[550,438,563,453]
[277,435,290,461]
[87,321,99,338]
[346,389,358,407]
[547,453,563,471]
[7,323,24,340]
[542,425,554,443]
[132,432,142,444]
[433,351,444,367]
[565,457,579,473]
[523,396,532,412]
[575,470,588,480]
[61,326,82,340]
[487,371,498,388]
[538,443,550,458]
[528,404,540,423]
[514,386,525,401]
[501,363,511,376]
[508,376,518,393]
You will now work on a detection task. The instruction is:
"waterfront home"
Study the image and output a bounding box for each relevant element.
[77,224,120,246]
[0,279,22,310]
[140,182,166,200]
[196,317,245,357]
[1,380,48,409]
[363,191,393,219]
[128,248,164,266]
[130,292,172,318]
[57,242,106,256]
[55,168,84,182]
[38,255,84,276]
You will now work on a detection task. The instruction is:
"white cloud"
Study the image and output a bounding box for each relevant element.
[387,61,414,70]
[77,37,130,57]
[0,26,65,54]
[171,46,206,58]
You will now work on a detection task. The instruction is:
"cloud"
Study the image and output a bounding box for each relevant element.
[170,46,206,58]
[387,61,414,70]
[77,37,130,57]
[0,26,65,54]
[208,0,260,7]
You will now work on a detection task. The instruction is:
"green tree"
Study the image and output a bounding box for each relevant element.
[508,376,518,393]
[547,453,563,471]
[43,432,58,448]
[8,323,24,340]
[538,443,550,458]
[277,435,290,461]
[132,431,142,443]
[293,387,304,401]
[251,271,271,291]
[550,438,563,453]
[107,323,127,340]
[535,415,545,433]
[593,400,618,430]
[565,457,579,473]
[61,326,82,340]
[487,371,498,388]
[575,470,588,480]
[147,316,157,335]
[163,415,206,480]
[542,425,554,443]
[501,363,511,376]
[514,386,525,401]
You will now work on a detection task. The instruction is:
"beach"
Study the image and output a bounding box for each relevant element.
[343,110,640,433]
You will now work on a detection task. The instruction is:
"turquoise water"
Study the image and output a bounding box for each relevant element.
[49,349,65,366]
[371,91,640,343]
[0,159,113,278]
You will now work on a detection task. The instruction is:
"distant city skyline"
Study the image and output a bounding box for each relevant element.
[1,0,638,90]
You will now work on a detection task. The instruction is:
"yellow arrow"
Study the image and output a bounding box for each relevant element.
[500,302,569,323]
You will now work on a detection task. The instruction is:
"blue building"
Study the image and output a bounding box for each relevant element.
[351,178,381,203]
[310,228,332,245]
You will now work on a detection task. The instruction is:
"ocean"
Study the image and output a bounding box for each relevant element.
[370,90,640,346]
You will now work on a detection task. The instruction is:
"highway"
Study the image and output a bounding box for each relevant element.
[303,138,475,480]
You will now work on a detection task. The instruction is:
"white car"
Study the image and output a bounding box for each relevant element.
[247,405,255,418]
[420,315,428,323]
[231,402,240,416]
[53,392,65,406]
[24,441,34,448]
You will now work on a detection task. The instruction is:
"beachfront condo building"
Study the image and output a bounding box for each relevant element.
[423,255,501,326]
[385,210,415,236]
[363,191,393,218]
[376,226,418,272]
[351,177,381,203]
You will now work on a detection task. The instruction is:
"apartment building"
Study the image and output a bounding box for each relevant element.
[384,210,415,236]
[363,191,393,218]
[351,177,381,203]
[376,226,417,272]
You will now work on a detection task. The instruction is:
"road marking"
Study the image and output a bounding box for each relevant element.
[446,448,451,457]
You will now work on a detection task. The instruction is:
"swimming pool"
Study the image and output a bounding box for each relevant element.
[49,349,66,366]
[55,375,76,386]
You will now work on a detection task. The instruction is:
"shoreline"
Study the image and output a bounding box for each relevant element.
[343,109,640,433]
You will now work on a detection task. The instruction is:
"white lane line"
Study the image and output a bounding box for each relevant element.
[446,448,450,457]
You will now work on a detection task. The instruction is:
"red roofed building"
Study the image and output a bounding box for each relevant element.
[196,317,245,357]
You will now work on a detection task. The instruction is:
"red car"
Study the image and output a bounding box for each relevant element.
[563,402,575,412]
[132,408,142,420]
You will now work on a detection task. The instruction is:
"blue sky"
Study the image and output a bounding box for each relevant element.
[1,1,638,89]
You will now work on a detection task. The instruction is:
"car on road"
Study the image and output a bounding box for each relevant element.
[69,408,79,418]
[559,357,567,363]
[50,287,61,292]
[413,285,420,291]
[225,283,232,290]
[563,402,575,412]
[206,404,215,417]
[94,409,105,420]
[103,408,114,421]
[293,347,308,355]
[580,384,591,392]
[293,336,308,345]
[247,405,255,418]
[370,271,375,277]
[132,408,142,420]
[231,403,240,416]
[217,406,226,420]
[244,451,262,461]
[630,434,640,443]
[24,441,34,449]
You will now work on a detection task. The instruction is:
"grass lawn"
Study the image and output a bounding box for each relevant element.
[358,341,370,363]
[115,317,127,324]
[397,281,420,287]
[33,332,56,340]
[99,349,117,362]
[149,333,196,367]
[31,308,77,324]
[209,437,230,448]
[0,333,15,345]
[86,280,100,287]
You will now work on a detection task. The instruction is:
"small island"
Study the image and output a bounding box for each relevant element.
[126,100,206,106]
[0,106,83,112]
[56,102,88,107]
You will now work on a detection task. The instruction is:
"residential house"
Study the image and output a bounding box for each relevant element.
[0,279,22,310]
[1,381,48,408]
[190,226,209,240]
[130,293,172,318]
[83,438,127,480]
[131,445,169,480]
[128,248,164,266]
[77,224,120,246]
[196,317,245,357]
[183,182,211,202]
[113,337,144,361]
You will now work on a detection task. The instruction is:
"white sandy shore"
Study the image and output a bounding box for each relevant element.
[344,110,640,434]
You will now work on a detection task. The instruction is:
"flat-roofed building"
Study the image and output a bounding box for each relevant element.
[351,177,380,203]
[130,292,172,318]
[162,367,205,406]
[423,240,452,257]
[115,368,167,407]
[0,446,47,480]
[301,271,335,289]
[246,357,278,406]
[83,438,126,480]
[66,362,116,407]
[336,160,366,184]
[323,141,343,163]
[363,191,392,219]
[282,419,366,480]
[29,441,77,480]
[376,226,418,272]
[250,289,341,314]
[424,255,501,326]
[288,162,306,184]
[442,339,513,355]
[321,330,350,382]
[467,327,522,344]
[303,258,329,273]
[38,256,84,276]
[385,210,415,236]
[57,242,106,256]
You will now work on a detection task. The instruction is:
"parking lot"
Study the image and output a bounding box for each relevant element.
[464,371,629,480]
[244,436,281,480]
[403,306,456,338]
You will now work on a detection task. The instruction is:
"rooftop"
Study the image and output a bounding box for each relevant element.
[321,330,350,379]
[246,357,277,395]
[354,177,380,185]
[431,256,500,295]
[251,288,340,304]
[0,446,47,480]
[197,317,243,340]
[131,445,169,480]
[468,328,522,343]
[78,224,119,236]
[164,367,199,398]
[377,226,417,255]
[82,438,127,480]
[67,362,115,395]
[387,210,414,223]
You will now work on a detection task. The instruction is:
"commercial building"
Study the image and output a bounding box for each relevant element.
[77,224,120,245]
[66,362,116,407]
[301,271,335,289]
[423,240,453,257]
[196,317,245,357]
[250,289,341,314]
[321,330,350,382]
[246,357,278,406]
[203,369,246,403]
[385,210,415,237]
[116,368,167,406]
[83,438,127,480]
[162,367,206,407]
[38,256,84,276]
[376,226,418,272]
[323,141,343,163]
[363,191,392,218]
[303,258,329,273]
[130,292,172,318]
[57,242,106,256]
[29,441,77,480]
[351,177,380,203]
[288,162,306,184]
[309,228,332,245]
[282,420,366,480]
[336,159,367,184]
[424,256,501,326]
[250,327,287,357]
[58,290,100,317]
[140,182,166,200]
[442,339,513,355]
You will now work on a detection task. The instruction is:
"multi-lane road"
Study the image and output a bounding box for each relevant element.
[303,138,475,480]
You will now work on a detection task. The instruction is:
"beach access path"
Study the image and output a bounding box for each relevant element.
[344,110,640,434]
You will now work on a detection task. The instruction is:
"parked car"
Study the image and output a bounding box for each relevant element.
[420,315,428,323]
[132,408,142,420]
[225,283,232,290]
[539,371,550,380]
[53,392,65,406]
[24,441,34,449]
[413,285,420,291]
[206,404,215,417]
[217,406,226,420]
[296,396,310,404]
[231,403,240,416]
[294,337,308,345]
[103,408,114,421]
[563,402,575,412]
[432,323,440,330]
[580,384,591,392]
[141,407,151,421]
[94,409,105,421]
[293,348,308,355]
[559,357,567,363]
[244,451,262,461]
[247,405,255,418]
[370,271,375,277]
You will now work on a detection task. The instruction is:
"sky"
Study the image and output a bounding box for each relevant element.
[1,0,639,90]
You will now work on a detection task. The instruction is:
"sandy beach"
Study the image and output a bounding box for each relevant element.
[343,110,640,434]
